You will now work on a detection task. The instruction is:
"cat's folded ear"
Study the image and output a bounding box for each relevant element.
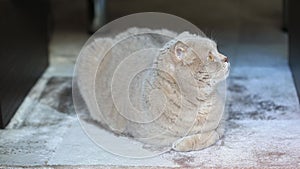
[172,41,189,61]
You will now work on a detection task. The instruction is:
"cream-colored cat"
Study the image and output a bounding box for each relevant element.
[76,28,229,152]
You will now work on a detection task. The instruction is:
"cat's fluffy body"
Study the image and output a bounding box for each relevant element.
[76,28,229,151]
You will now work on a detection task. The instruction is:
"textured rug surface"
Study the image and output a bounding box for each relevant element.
[0,65,299,168]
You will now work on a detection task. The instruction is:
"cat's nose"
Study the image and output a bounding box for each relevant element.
[223,57,228,63]
[219,53,228,63]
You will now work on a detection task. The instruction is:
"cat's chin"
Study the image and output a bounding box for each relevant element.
[226,62,230,75]
[213,63,230,83]
[223,63,230,79]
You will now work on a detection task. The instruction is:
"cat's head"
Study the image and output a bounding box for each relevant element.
[159,32,230,88]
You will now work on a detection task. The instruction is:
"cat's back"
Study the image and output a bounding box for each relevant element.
[77,28,178,131]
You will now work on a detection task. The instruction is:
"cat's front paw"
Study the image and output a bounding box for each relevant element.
[172,137,192,152]
[172,131,220,152]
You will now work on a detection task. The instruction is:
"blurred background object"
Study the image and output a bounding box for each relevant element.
[288,0,300,100]
[88,0,107,33]
[0,0,50,128]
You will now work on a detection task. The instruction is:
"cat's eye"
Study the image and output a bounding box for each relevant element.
[208,53,214,61]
